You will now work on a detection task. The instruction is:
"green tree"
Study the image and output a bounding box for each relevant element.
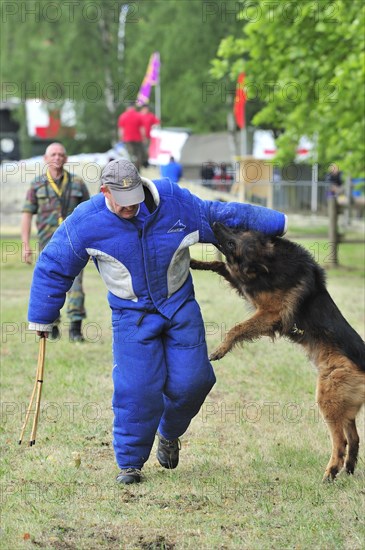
[211,0,365,176]
[1,0,243,154]
[117,0,243,132]
[1,0,125,152]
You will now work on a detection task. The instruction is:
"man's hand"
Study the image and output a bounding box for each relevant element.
[22,246,33,264]
[36,331,49,338]
[21,213,34,263]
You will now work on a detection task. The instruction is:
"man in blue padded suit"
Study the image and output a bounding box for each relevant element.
[28,158,288,484]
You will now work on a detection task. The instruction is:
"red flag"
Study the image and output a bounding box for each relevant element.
[234,73,246,129]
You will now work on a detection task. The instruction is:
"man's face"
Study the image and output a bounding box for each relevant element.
[101,186,140,219]
[44,144,67,170]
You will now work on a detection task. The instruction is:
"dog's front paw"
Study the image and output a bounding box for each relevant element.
[209,347,226,361]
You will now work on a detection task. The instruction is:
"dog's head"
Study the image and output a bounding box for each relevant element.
[212,222,274,280]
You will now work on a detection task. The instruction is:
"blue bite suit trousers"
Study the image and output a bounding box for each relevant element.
[111,296,216,469]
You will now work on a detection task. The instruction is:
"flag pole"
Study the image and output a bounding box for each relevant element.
[240,127,247,158]
[155,78,161,121]
[155,53,161,121]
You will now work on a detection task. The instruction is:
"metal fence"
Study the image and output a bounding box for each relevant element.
[253,181,328,213]
[196,179,330,214]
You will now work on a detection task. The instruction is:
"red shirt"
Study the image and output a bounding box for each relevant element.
[118,109,144,142]
[141,111,160,139]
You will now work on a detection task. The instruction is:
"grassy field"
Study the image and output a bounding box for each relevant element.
[1,231,364,550]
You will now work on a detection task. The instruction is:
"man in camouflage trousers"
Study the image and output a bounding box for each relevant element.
[21,142,90,342]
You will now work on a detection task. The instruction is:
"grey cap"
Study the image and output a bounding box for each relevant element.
[101,159,145,206]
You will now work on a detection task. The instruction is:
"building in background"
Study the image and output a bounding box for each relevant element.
[0,99,21,162]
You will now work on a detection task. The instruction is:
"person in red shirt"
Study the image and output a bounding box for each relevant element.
[140,104,160,167]
[118,105,145,170]
[140,104,160,139]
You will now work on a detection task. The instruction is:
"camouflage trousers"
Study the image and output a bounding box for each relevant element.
[54,271,86,324]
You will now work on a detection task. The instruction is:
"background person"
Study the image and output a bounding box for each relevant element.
[212,162,233,192]
[21,142,90,342]
[26,158,288,484]
[200,160,215,188]
[117,104,145,171]
[140,104,160,167]
[325,163,344,197]
[160,156,183,184]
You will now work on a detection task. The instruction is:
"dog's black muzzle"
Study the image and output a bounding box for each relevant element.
[212,221,229,239]
[212,222,231,253]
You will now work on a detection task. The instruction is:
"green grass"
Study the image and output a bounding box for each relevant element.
[1,235,364,549]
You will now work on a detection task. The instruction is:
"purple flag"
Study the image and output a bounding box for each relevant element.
[136,52,160,106]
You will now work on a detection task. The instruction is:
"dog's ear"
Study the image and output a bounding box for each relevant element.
[256,232,276,251]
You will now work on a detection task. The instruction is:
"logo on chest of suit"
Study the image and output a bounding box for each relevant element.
[168,219,186,233]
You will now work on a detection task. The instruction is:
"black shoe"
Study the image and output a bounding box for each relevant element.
[116,468,142,485]
[49,325,60,340]
[69,320,84,342]
[156,432,181,469]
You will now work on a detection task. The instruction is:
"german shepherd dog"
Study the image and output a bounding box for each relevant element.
[190,222,365,481]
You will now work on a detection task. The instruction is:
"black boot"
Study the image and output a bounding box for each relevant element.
[156,432,181,469]
[116,468,142,485]
[69,320,84,343]
[49,325,60,340]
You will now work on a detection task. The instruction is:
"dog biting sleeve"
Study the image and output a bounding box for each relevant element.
[201,200,287,239]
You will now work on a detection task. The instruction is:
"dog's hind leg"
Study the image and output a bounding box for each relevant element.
[344,418,360,475]
[343,375,365,475]
[316,375,347,481]
[316,362,365,481]
[321,418,347,482]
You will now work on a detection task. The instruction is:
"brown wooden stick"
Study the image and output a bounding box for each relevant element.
[18,336,46,445]
[29,336,46,446]
[18,370,38,445]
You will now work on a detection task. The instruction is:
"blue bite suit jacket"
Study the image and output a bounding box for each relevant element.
[28,177,287,327]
